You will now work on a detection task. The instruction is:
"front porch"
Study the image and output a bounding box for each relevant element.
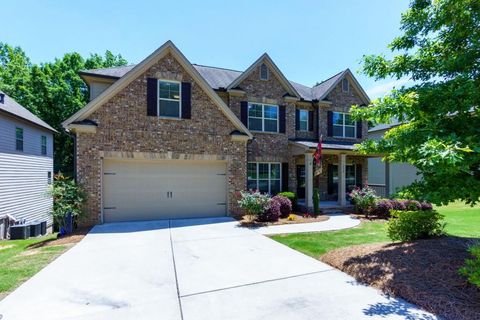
[290,140,372,210]
[297,200,354,212]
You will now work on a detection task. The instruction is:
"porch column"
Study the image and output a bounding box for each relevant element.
[305,152,314,208]
[338,153,347,206]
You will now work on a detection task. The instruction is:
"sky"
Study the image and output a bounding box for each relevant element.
[1,0,411,98]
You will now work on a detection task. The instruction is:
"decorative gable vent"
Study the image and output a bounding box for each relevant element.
[342,78,349,92]
[260,63,269,80]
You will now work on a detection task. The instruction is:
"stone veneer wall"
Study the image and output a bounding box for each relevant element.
[228,63,298,193]
[318,77,369,143]
[76,53,247,225]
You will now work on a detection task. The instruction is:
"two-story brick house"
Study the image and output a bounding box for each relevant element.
[63,41,370,224]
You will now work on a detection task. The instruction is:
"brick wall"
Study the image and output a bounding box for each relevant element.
[76,53,247,225]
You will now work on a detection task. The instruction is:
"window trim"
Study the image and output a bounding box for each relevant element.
[247,103,279,133]
[41,135,47,155]
[332,112,356,138]
[157,79,182,119]
[260,63,269,81]
[298,109,309,131]
[247,162,282,195]
[15,127,23,152]
[342,78,349,93]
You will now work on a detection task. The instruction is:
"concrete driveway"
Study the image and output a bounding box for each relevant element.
[0,218,436,320]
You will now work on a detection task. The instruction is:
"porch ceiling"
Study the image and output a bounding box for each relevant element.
[289,140,382,157]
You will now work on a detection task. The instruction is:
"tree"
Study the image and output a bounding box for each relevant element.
[0,44,127,175]
[352,0,480,205]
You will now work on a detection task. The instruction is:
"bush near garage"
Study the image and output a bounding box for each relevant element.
[387,210,445,242]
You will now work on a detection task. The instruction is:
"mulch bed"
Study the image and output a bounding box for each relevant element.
[238,213,329,228]
[321,237,480,320]
[27,227,91,249]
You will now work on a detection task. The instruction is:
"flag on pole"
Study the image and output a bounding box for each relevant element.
[313,135,323,176]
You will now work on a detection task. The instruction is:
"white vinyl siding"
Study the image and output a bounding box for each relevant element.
[0,152,53,226]
[0,113,54,226]
[0,113,54,157]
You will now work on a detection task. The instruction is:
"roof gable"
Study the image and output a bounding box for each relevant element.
[316,69,370,104]
[63,41,252,138]
[0,92,56,132]
[226,54,301,98]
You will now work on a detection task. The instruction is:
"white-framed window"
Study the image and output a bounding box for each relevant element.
[41,135,47,155]
[158,79,181,118]
[248,103,278,133]
[247,162,281,195]
[260,63,269,80]
[342,78,349,92]
[299,109,309,131]
[15,127,23,151]
[333,112,356,138]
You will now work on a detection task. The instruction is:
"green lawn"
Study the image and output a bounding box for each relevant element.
[0,234,67,298]
[272,202,480,258]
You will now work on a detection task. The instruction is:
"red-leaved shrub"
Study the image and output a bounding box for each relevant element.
[272,195,292,218]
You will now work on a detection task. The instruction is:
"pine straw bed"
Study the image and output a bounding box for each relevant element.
[321,237,480,320]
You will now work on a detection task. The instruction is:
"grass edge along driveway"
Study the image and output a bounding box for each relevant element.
[271,202,480,258]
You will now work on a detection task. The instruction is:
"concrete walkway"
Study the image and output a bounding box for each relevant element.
[0,218,436,320]
[254,213,361,235]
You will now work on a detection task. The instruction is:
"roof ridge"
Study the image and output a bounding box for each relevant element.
[82,64,136,72]
[312,69,346,87]
[192,63,243,73]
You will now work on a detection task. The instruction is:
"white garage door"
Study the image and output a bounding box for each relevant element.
[103,159,227,222]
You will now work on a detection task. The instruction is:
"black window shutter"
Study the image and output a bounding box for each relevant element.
[240,101,248,127]
[356,121,363,138]
[327,111,333,137]
[146,78,158,116]
[308,110,314,132]
[327,164,334,194]
[282,162,289,192]
[279,105,286,133]
[295,109,300,130]
[181,82,192,119]
[356,164,363,187]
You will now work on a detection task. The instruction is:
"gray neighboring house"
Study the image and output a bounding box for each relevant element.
[367,120,420,197]
[0,92,56,238]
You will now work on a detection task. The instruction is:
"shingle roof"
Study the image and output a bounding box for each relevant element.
[0,92,56,132]
[79,64,350,101]
[369,118,401,132]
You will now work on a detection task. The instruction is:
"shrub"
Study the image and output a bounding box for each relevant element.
[49,173,85,233]
[278,192,297,210]
[387,210,445,242]
[390,199,407,211]
[237,190,270,221]
[420,201,433,211]
[349,186,378,216]
[272,195,292,218]
[258,197,281,222]
[404,199,422,211]
[373,199,394,217]
[459,245,480,288]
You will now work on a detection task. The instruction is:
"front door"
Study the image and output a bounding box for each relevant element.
[296,165,305,199]
[328,164,358,199]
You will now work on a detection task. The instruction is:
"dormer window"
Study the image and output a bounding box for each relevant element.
[342,78,349,92]
[260,63,269,80]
